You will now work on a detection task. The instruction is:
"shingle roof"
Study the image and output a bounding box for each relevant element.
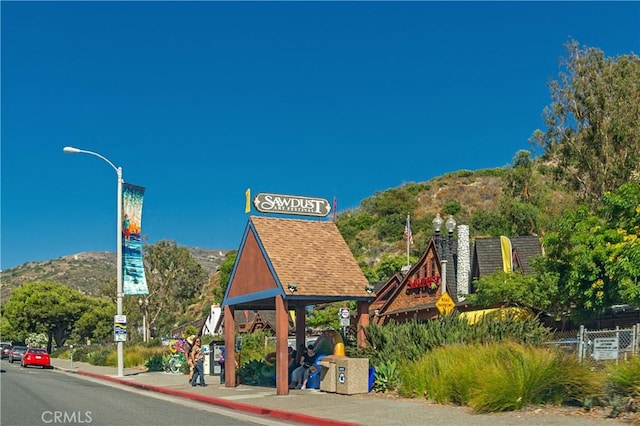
[473,236,542,277]
[249,216,371,298]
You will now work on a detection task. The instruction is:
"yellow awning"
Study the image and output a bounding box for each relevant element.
[458,307,532,325]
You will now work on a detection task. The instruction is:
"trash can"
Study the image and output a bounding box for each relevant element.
[318,355,337,393]
[335,357,369,395]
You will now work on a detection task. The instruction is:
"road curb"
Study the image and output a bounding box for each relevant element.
[61,367,361,426]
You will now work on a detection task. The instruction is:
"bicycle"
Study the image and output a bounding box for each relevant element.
[164,352,186,374]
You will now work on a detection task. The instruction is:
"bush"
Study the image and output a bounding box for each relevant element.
[359,313,551,369]
[604,355,640,397]
[397,342,599,413]
[146,355,165,372]
[89,348,112,366]
[238,359,275,386]
[236,331,275,366]
[373,360,400,393]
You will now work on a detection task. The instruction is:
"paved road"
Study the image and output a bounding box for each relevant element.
[48,358,622,425]
[0,361,282,426]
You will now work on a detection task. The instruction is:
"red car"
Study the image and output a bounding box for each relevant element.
[21,347,51,369]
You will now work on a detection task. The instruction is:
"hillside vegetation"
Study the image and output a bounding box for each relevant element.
[336,160,577,283]
[0,248,227,303]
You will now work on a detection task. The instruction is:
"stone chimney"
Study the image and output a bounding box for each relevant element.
[457,225,470,301]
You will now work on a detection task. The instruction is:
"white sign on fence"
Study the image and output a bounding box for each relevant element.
[592,337,619,360]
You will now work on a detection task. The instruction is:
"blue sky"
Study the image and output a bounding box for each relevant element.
[1,1,639,270]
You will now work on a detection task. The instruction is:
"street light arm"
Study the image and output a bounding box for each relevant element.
[63,146,119,174]
[63,145,125,377]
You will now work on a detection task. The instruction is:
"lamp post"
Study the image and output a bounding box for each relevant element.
[432,213,456,296]
[63,146,124,377]
[138,297,149,342]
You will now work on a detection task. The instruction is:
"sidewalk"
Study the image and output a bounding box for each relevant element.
[50,358,618,425]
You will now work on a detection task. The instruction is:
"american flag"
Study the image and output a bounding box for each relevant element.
[404,215,414,245]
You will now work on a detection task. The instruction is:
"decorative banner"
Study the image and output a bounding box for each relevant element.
[122,183,149,295]
[500,236,513,273]
[245,188,251,213]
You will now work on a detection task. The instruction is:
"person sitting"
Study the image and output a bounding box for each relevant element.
[290,344,317,389]
[287,346,297,384]
[300,363,319,390]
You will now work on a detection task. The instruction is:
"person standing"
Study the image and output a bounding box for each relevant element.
[219,346,225,384]
[190,337,206,387]
[185,335,196,384]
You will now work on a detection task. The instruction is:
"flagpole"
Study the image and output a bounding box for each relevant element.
[406,213,410,267]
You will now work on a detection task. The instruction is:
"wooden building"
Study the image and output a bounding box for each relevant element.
[220,215,374,395]
[372,226,543,324]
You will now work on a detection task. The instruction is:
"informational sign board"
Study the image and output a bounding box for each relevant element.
[436,292,455,316]
[253,193,331,217]
[593,337,619,360]
[339,308,350,327]
[114,315,127,342]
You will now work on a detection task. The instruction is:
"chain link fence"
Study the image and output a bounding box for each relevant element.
[547,324,639,370]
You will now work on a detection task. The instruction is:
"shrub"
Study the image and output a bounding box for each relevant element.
[603,355,640,402]
[359,313,551,368]
[238,359,275,386]
[236,331,275,366]
[373,360,400,393]
[89,348,111,366]
[145,355,165,371]
[397,342,599,413]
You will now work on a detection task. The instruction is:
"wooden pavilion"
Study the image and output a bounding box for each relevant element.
[220,216,374,395]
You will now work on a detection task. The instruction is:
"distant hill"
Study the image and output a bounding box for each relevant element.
[1,164,575,306]
[0,247,230,303]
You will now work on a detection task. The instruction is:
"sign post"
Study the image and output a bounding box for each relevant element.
[114,315,127,342]
[339,307,350,338]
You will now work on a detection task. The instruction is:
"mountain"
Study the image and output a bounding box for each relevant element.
[0,247,230,303]
[1,164,574,305]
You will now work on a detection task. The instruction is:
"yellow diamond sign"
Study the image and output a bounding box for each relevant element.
[436,292,455,316]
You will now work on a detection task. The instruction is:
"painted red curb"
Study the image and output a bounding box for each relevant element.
[76,370,362,426]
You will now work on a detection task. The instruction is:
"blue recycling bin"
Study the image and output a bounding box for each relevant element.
[368,367,376,392]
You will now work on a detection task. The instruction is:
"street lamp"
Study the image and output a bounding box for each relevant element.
[432,213,456,296]
[63,146,124,377]
[138,297,149,342]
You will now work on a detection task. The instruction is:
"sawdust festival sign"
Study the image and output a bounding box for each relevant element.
[253,193,331,217]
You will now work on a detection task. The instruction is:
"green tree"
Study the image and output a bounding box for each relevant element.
[538,183,640,320]
[539,207,621,320]
[144,240,210,336]
[467,270,556,314]
[602,183,640,305]
[375,254,415,283]
[306,301,356,330]
[215,250,238,302]
[470,209,508,237]
[2,281,88,352]
[531,39,640,206]
[73,297,115,344]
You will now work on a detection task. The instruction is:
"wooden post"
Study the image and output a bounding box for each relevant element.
[275,295,289,395]
[357,301,370,349]
[295,305,306,352]
[224,305,236,387]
